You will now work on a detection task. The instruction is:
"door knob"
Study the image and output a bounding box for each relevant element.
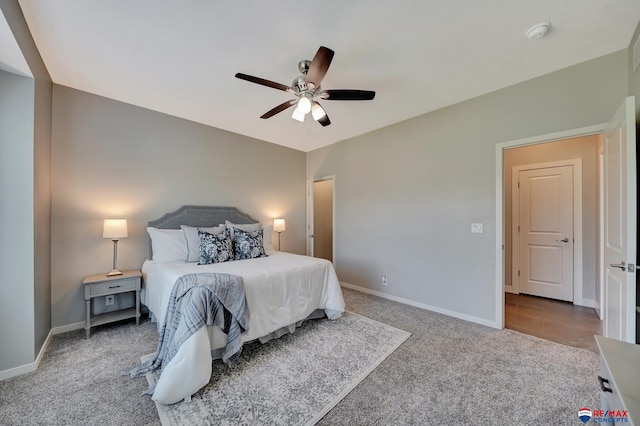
[610,261,626,271]
[308,234,316,238]
[556,238,569,243]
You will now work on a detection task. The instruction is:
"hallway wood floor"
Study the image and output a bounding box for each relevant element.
[505,292,602,353]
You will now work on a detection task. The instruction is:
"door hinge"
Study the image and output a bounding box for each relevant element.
[518,225,520,232]
[517,270,520,277]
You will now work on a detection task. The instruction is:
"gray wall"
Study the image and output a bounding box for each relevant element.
[307,50,628,324]
[0,0,52,374]
[503,135,600,302]
[50,86,306,328]
[628,23,640,119]
[0,70,35,372]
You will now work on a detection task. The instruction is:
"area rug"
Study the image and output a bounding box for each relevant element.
[144,312,411,425]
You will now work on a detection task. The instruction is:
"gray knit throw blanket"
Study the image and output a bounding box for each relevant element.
[126,272,249,384]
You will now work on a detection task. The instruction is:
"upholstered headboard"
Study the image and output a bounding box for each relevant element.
[147,206,259,258]
[148,205,258,229]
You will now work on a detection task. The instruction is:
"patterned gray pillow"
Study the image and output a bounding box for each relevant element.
[198,228,233,265]
[234,227,268,260]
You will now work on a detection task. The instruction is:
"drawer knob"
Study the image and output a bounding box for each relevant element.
[108,285,121,289]
[598,376,613,393]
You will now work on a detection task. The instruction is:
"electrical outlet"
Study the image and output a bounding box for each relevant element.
[105,295,115,306]
[382,275,388,286]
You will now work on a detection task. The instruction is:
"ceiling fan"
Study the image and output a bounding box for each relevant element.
[235,46,375,127]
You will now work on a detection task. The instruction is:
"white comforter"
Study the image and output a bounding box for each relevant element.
[140,251,345,404]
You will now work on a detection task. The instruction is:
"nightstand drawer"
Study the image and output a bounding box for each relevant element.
[88,277,138,297]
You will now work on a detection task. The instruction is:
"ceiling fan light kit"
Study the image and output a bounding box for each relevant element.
[291,107,305,122]
[235,46,375,127]
[311,102,326,121]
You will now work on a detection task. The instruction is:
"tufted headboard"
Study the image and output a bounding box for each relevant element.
[147,206,259,258]
[148,205,258,229]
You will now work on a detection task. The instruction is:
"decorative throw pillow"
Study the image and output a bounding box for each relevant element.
[198,228,233,265]
[181,224,225,262]
[234,227,268,260]
[225,220,262,241]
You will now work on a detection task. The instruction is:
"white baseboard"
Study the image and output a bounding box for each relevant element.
[0,328,53,381]
[578,298,595,309]
[504,285,516,294]
[51,321,85,335]
[0,321,86,381]
[340,282,500,329]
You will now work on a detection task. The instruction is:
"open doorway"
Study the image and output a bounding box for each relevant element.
[307,177,335,262]
[502,133,603,351]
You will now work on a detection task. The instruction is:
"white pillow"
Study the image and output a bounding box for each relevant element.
[263,224,274,252]
[146,227,188,262]
[152,326,212,405]
[225,220,261,240]
[181,224,225,263]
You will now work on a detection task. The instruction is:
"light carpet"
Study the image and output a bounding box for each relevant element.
[146,312,411,425]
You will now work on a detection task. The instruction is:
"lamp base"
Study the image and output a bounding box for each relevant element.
[107,269,123,277]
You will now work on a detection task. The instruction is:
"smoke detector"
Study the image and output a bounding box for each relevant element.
[525,22,551,40]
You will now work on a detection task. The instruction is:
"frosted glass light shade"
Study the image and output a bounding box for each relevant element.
[273,218,286,233]
[311,102,326,121]
[291,107,305,122]
[297,96,312,114]
[103,219,128,239]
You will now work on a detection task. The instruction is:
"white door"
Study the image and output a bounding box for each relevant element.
[518,165,574,301]
[603,96,636,343]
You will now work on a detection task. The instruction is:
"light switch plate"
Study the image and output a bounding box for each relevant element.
[471,223,484,233]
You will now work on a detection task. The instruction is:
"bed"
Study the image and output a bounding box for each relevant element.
[133,205,346,404]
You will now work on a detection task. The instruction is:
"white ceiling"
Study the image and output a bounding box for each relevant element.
[8,1,640,152]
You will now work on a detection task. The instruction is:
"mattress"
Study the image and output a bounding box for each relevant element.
[141,251,345,349]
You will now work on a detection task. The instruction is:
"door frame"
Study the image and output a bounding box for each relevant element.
[509,159,583,303]
[495,123,605,328]
[306,175,336,262]
[597,145,605,319]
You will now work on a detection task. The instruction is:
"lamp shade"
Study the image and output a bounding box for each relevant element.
[273,218,286,233]
[103,219,128,239]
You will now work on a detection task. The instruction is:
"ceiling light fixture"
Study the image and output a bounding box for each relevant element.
[291,107,305,122]
[311,102,326,121]
[525,21,551,40]
[297,95,312,114]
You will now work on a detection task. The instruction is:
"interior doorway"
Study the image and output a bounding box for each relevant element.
[307,177,335,262]
[504,136,599,306]
[495,125,605,327]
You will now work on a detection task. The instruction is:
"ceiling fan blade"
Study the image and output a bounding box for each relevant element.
[305,46,334,89]
[320,89,376,101]
[260,100,297,119]
[235,73,291,92]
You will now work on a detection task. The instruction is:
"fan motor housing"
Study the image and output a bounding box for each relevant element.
[291,75,319,94]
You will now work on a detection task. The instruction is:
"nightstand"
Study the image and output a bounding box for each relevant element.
[83,269,142,338]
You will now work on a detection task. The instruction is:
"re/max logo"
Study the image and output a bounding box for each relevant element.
[592,410,628,418]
